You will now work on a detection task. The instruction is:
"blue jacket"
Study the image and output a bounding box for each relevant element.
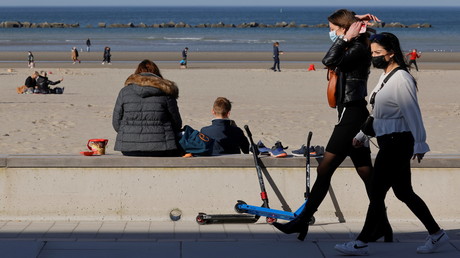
[201,119,249,155]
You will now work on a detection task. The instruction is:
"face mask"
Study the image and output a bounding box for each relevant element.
[329,30,338,42]
[372,55,390,69]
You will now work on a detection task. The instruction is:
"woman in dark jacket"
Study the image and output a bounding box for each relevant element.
[36,71,63,94]
[273,9,392,242]
[112,59,182,156]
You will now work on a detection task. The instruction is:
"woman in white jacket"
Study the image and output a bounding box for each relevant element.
[335,32,449,256]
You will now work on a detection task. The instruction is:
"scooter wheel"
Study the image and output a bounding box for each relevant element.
[234,200,247,213]
[266,217,277,224]
[196,213,207,225]
[309,216,316,225]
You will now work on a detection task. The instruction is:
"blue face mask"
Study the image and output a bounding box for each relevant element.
[329,30,338,42]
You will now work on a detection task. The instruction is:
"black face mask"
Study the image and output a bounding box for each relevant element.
[372,55,390,69]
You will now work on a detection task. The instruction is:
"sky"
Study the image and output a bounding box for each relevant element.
[3,0,460,6]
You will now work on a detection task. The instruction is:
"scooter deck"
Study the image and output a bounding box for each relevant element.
[196,212,259,225]
[236,201,306,221]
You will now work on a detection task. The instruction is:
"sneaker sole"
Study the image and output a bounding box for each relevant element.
[270,152,287,158]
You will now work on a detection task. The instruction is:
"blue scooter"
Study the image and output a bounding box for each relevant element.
[234,125,315,224]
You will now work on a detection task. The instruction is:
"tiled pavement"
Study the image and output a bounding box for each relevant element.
[0,220,458,258]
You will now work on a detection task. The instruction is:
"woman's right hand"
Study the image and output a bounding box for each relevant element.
[344,21,363,41]
[355,13,381,23]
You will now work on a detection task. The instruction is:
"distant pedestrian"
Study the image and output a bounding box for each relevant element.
[406,49,421,71]
[270,42,283,72]
[86,38,91,52]
[102,46,111,65]
[27,51,35,68]
[180,47,188,68]
[71,47,81,64]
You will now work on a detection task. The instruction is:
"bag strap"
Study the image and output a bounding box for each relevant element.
[370,67,402,109]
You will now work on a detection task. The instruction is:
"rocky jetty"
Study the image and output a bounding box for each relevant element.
[0,20,432,29]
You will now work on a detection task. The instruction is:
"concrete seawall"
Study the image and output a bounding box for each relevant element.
[0,154,458,223]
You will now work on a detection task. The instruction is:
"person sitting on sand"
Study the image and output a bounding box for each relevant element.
[17,71,39,94]
[36,71,64,94]
[21,71,39,93]
[200,97,249,155]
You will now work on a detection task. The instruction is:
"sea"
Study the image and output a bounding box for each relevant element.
[0,6,459,53]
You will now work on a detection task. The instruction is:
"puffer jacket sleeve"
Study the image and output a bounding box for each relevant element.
[166,96,182,133]
[322,38,368,71]
[112,90,124,132]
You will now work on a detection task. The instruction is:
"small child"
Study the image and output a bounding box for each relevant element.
[200,97,249,155]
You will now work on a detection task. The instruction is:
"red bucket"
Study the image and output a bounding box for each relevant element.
[87,139,108,155]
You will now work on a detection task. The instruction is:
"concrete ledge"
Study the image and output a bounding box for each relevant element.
[0,154,459,222]
[2,153,460,168]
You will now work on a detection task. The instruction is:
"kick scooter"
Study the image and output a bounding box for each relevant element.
[234,125,315,224]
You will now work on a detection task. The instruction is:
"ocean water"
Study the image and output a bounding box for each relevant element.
[0,6,459,53]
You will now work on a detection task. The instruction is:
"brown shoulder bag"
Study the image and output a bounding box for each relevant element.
[327,68,338,108]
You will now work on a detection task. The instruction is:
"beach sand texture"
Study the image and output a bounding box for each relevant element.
[1,63,459,155]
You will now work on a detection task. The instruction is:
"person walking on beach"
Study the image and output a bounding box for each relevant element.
[406,48,421,71]
[27,51,35,68]
[335,32,449,256]
[112,59,182,157]
[102,46,111,64]
[71,47,81,64]
[86,38,91,52]
[272,9,392,242]
[180,47,188,68]
[270,42,282,72]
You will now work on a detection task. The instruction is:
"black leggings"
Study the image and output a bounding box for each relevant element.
[358,132,440,242]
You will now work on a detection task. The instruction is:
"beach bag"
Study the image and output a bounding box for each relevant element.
[327,68,338,108]
[178,125,214,156]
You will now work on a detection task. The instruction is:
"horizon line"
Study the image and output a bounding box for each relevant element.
[2,5,460,7]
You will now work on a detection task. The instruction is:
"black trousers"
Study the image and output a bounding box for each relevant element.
[358,132,440,242]
[272,57,280,71]
[408,59,419,71]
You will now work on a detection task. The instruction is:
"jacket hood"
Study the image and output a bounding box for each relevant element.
[124,73,179,99]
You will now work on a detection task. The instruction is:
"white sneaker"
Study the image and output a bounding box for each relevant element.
[417,229,449,254]
[335,240,369,256]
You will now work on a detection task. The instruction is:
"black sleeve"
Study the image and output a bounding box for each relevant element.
[47,80,61,86]
[322,38,369,71]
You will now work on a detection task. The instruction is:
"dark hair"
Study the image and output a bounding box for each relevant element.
[371,32,417,88]
[370,32,409,72]
[135,59,163,78]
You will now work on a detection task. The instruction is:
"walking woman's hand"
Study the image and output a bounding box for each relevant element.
[352,138,364,148]
[355,13,381,23]
[412,153,425,163]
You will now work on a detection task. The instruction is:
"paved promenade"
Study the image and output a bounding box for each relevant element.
[0,219,458,258]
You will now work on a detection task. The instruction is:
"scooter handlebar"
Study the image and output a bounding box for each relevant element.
[244,125,252,138]
[307,131,312,147]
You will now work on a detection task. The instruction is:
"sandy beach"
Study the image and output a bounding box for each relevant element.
[1,52,459,155]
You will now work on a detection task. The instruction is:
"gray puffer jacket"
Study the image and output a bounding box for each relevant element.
[112,73,182,152]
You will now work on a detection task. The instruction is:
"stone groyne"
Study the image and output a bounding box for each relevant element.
[0,21,432,29]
